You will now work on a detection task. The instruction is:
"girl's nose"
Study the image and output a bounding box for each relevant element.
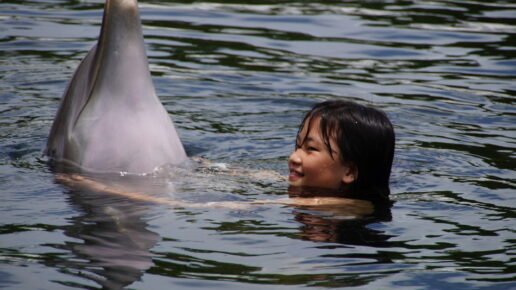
[289,149,302,165]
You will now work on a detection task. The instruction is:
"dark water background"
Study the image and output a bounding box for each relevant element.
[1,0,515,289]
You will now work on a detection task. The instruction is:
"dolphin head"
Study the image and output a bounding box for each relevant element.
[46,0,188,174]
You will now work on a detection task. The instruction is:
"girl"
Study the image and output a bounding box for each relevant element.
[287,100,395,205]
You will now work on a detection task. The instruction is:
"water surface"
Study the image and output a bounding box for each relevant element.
[1,0,515,289]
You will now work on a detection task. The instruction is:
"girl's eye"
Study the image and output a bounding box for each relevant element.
[307,146,318,152]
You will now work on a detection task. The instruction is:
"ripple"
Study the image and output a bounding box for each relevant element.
[0,0,515,289]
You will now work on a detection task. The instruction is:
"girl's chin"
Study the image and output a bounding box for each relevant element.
[288,181,301,187]
[287,177,303,186]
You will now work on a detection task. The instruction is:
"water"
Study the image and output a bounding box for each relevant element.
[1,0,515,289]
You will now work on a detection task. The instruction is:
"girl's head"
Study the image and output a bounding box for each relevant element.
[288,100,395,204]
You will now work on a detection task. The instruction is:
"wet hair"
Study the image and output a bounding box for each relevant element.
[297,100,395,204]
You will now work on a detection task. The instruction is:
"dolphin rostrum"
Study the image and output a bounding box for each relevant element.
[46,0,187,174]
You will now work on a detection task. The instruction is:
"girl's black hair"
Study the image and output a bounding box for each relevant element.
[297,100,395,205]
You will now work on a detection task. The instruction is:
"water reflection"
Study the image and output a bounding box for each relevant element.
[293,207,392,245]
[57,187,159,289]
[281,187,391,245]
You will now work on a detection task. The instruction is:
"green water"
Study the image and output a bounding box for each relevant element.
[0,0,514,289]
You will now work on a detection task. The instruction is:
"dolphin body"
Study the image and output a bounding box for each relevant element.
[46,0,187,174]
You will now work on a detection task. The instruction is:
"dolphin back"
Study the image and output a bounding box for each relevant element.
[46,0,187,173]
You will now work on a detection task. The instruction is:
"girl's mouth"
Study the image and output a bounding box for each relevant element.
[288,169,304,182]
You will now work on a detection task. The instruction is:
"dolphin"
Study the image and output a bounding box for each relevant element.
[46,0,187,174]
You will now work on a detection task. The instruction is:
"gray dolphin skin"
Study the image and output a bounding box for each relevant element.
[46,0,187,173]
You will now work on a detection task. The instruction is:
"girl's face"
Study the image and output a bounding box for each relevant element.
[288,117,355,190]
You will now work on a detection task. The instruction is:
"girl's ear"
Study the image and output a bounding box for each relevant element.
[341,164,358,185]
